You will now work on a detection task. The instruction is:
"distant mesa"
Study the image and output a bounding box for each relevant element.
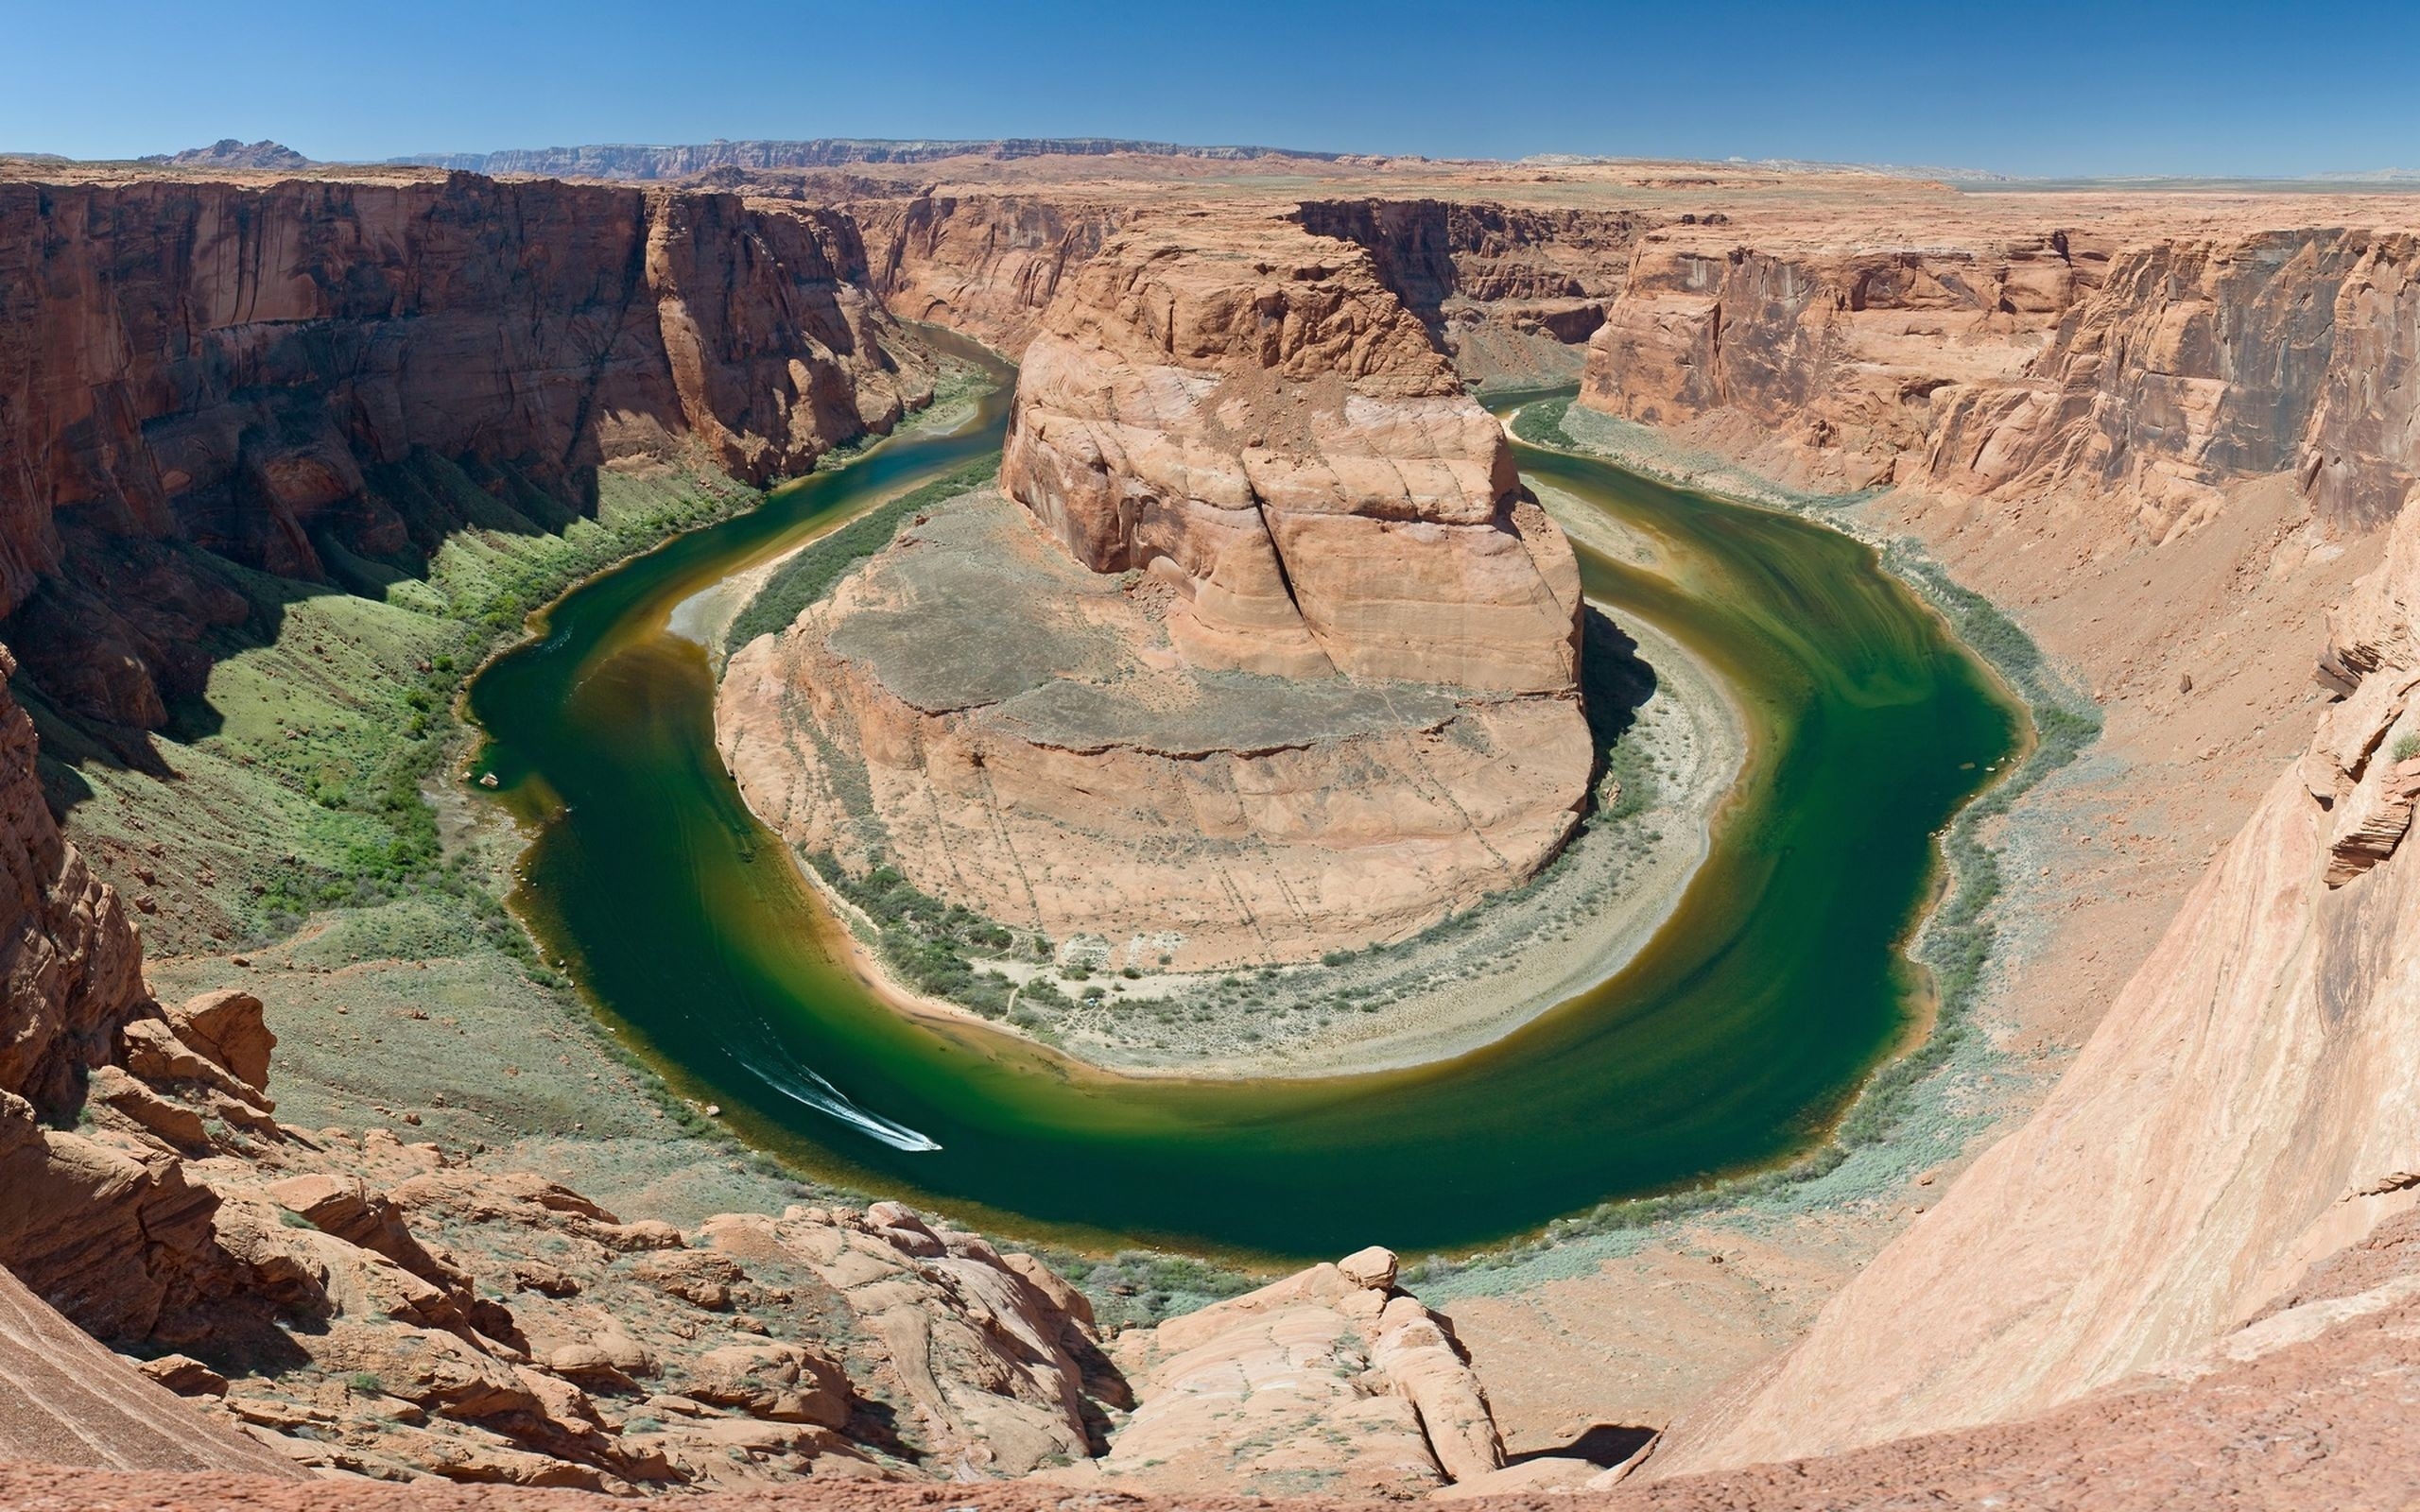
[136,138,314,171]
[386,136,1345,180]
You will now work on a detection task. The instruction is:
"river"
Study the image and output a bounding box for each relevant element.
[466,355,2019,1260]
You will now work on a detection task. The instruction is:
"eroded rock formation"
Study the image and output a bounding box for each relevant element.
[1647,493,2420,1474]
[0,172,936,730]
[1914,230,2420,535]
[1581,223,2420,531]
[1055,1245,1503,1498]
[1297,198,1639,384]
[1579,231,2098,490]
[1003,216,1582,689]
[721,215,1592,965]
[852,193,1123,352]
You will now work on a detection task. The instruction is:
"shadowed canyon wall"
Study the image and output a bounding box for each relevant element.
[0,173,937,731]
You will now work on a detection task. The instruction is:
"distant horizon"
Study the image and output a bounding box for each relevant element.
[7,0,2417,180]
[26,134,2419,191]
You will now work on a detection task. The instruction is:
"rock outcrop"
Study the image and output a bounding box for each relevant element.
[721,215,1592,966]
[1002,216,1582,691]
[0,172,936,729]
[1579,230,2098,490]
[1648,493,2420,1473]
[1054,1244,1504,1498]
[137,140,315,171]
[1581,222,2420,531]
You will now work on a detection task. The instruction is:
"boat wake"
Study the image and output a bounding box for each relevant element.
[736,1031,942,1152]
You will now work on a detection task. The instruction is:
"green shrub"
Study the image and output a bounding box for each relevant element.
[724,458,999,654]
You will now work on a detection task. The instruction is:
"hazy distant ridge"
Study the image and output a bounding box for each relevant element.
[385,137,1345,179]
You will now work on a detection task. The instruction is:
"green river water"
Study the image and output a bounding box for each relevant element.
[467,364,2021,1260]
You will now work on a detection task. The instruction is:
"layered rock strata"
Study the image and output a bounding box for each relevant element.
[1000,218,1582,690]
[1297,198,1641,385]
[1578,230,2099,490]
[1582,224,2420,531]
[851,193,1123,352]
[1648,492,2420,1473]
[0,173,936,730]
[722,216,1591,966]
[1913,230,2420,534]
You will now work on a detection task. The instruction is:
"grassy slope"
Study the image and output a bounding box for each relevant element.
[40,439,1254,1322]
[42,454,827,1221]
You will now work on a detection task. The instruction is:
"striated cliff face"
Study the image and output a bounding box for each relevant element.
[0,1263,302,1476]
[1295,198,1640,384]
[1003,216,1582,690]
[1579,230,2099,490]
[1916,229,2420,535]
[0,648,147,1120]
[1649,495,2420,1473]
[0,173,935,729]
[1582,223,2420,530]
[722,215,1593,966]
[851,193,1122,353]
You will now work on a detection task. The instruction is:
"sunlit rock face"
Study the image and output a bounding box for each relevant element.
[721,214,1595,969]
[1003,215,1583,691]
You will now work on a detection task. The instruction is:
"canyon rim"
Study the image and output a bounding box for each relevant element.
[6,11,2420,1508]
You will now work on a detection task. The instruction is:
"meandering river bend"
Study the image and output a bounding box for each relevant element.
[467,360,2019,1259]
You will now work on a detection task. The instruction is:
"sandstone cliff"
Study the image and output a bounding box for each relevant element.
[1002,217,1582,690]
[1297,198,1639,385]
[0,173,935,730]
[1578,229,2098,490]
[1914,229,2420,535]
[1648,491,2420,1473]
[1581,223,2420,530]
[851,192,1122,353]
[721,215,1593,966]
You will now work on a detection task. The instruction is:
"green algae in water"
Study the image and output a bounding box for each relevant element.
[467,361,2021,1261]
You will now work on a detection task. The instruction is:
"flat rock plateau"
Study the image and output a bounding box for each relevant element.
[2,139,2420,1511]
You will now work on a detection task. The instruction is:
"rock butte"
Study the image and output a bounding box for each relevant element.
[1,143,2419,1508]
[720,212,1591,966]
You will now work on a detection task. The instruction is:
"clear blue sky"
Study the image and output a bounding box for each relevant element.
[6,0,2412,178]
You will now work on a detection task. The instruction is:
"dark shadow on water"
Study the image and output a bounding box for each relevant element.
[1581,603,1658,789]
